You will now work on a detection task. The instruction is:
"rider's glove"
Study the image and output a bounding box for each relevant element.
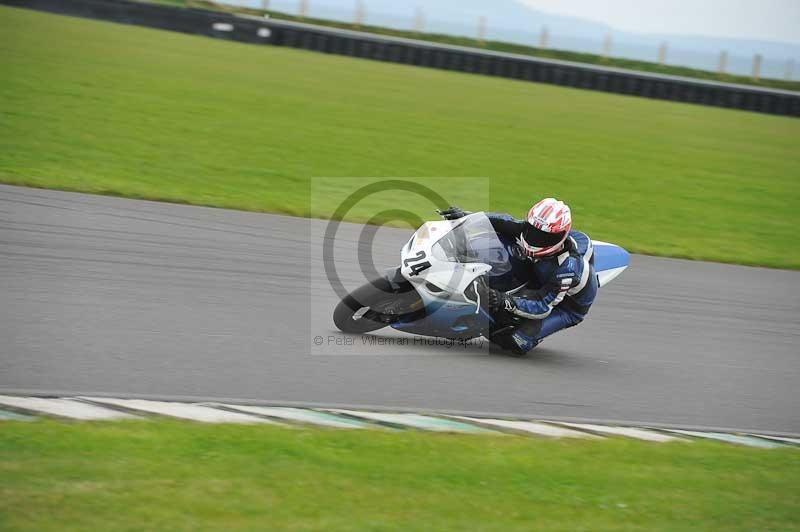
[478,282,516,316]
[437,206,468,220]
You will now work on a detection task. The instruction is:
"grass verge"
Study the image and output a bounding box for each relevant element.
[0,419,798,531]
[1,7,799,268]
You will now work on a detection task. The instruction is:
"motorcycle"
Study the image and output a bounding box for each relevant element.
[333,212,629,341]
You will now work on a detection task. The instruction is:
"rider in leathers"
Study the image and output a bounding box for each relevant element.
[440,198,598,356]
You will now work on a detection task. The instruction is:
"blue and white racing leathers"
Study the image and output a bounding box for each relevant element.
[486,213,599,354]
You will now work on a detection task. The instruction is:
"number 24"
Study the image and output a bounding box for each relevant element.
[403,251,432,277]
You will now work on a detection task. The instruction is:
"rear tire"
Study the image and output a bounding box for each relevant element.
[333,277,422,334]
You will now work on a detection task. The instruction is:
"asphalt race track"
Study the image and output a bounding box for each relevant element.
[1,184,798,433]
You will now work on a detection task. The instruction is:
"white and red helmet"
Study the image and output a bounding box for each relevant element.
[517,198,572,258]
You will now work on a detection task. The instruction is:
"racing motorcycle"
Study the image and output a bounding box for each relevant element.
[333,212,629,340]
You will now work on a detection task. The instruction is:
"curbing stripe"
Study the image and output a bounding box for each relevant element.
[0,408,33,421]
[0,396,794,448]
[0,395,138,420]
[4,390,796,438]
[664,429,785,448]
[748,434,800,446]
[328,410,497,433]
[214,404,373,429]
[79,397,278,424]
[451,416,601,439]
[556,422,684,442]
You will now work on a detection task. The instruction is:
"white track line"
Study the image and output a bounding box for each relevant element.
[451,416,601,439]
[556,422,683,442]
[0,395,138,420]
[79,397,277,424]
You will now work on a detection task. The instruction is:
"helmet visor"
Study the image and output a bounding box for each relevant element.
[522,224,566,249]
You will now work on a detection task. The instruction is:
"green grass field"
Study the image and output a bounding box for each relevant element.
[1,419,798,531]
[1,6,799,268]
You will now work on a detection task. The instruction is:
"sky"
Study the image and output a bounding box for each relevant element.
[518,0,800,44]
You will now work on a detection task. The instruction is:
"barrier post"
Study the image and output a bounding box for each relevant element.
[354,0,365,28]
[718,50,728,75]
[752,53,762,81]
[413,7,424,35]
[658,42,668,65]
[601,33,612,60]
[538,26,549,49]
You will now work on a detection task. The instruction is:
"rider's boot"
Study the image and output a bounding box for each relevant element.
[488,319,542,356]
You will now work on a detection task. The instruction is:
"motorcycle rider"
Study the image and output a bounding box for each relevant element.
[439,198,597,355]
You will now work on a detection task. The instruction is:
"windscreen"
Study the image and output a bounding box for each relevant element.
[431,213,512,275]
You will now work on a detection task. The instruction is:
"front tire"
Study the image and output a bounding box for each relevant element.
[333,277,422,334]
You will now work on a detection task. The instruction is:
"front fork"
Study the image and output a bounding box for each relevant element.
[382,267,410,293]
[379,267,426,323]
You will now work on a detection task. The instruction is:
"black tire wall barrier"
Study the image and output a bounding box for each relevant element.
[4,0,799,117]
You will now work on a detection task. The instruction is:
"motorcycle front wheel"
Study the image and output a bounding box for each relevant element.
[333,277,423,334]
